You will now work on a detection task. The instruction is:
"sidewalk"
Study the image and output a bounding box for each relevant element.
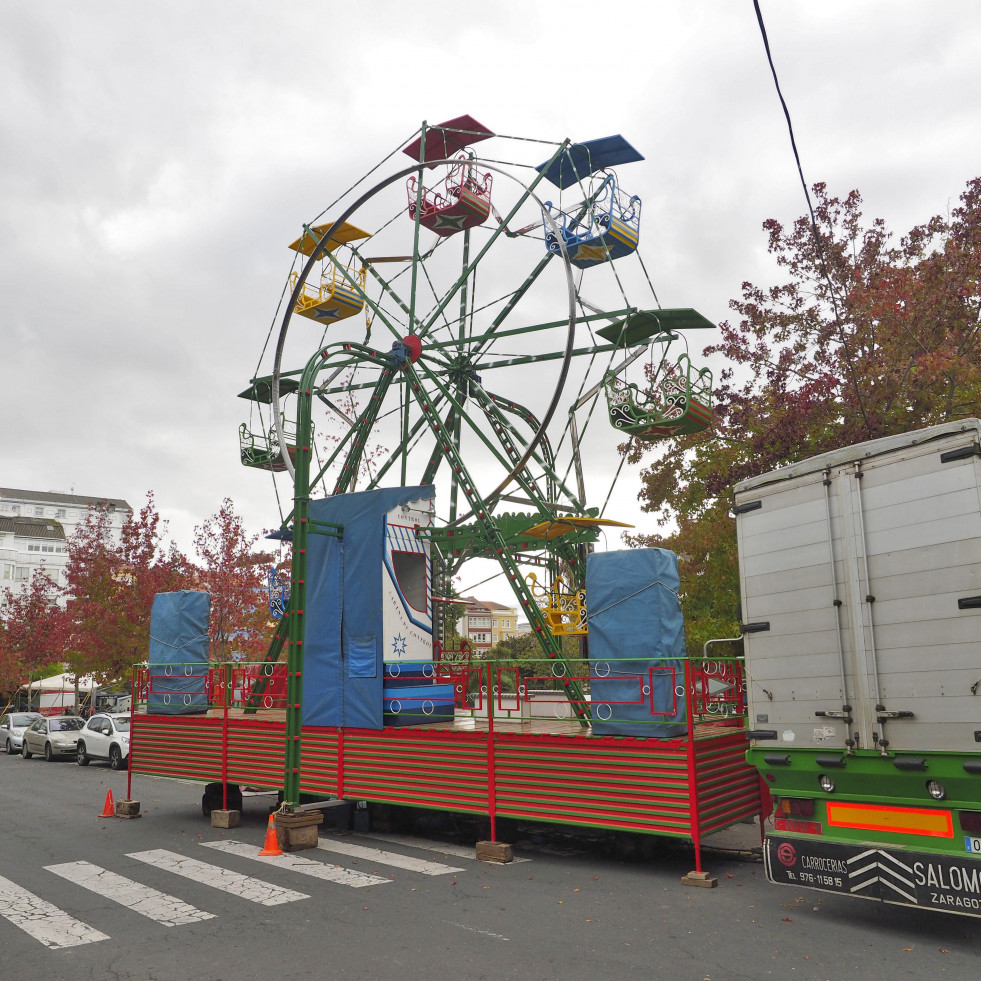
[701,816,764,859]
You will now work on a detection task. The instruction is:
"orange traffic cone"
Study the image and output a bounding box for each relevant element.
[99,789,116,818]
[258,812,282,856]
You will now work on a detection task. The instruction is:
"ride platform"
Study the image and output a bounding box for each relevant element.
[129,659,762,866]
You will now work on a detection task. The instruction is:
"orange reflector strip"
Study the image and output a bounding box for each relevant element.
[826,802,954,838]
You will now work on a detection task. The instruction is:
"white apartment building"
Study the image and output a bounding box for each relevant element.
[0,488,132,608]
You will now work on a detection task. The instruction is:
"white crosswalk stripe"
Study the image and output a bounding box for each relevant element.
[1,832,505,950]
[127,849,308,906]
[315,836,464,875]
[0,874,109,949]
[201,840,391,887]
[45,861,215,927]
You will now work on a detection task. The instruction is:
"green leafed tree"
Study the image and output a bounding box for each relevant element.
[628,178,981,653]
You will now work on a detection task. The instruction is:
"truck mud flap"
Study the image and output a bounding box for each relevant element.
[764,835,981,918]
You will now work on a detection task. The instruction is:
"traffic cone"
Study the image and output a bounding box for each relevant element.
[258,813,282,856]
[99,789,116,818]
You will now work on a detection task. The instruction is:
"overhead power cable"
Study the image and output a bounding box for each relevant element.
[753,0,872,437]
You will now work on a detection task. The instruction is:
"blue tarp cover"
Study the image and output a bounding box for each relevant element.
[585,548,687,737]
[302,486,435,729]
[147,590,210,715]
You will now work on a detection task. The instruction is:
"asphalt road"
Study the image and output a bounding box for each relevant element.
[1,751,978,981]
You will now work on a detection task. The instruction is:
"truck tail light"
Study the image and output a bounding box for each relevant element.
[960,811,981,834]
[776,797,816,818]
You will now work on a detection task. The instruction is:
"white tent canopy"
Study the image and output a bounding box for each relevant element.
[21,672,96,692]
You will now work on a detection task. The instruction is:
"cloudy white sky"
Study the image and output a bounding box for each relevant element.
[2,1,979,606]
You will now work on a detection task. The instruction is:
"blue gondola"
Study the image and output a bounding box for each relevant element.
[543,172,641,269]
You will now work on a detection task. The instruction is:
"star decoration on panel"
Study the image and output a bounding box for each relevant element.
[312,305,345,321]
[391,634,407,657]
[430,213,471,232]
[571,241,611,265]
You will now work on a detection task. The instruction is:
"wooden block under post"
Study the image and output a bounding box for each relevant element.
[275,810,324,851]
[476,840,513,864]
[681,870,718,888]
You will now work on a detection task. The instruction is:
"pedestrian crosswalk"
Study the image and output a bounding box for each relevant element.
[0,831,527,951]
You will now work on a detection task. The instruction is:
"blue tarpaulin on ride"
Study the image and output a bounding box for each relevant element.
[585,549,688,737]
[147,590,210,715]
[302,485,435,729]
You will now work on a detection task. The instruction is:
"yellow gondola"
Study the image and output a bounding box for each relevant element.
[288,221,371,325]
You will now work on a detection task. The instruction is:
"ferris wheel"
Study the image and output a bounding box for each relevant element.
[240,117,714,717]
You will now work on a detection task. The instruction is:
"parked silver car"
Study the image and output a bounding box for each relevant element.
[76,713,130,770]
[21,715,85,761]
[1,712,42,754]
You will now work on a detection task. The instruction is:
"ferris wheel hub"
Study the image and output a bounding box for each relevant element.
[401,334,422,362]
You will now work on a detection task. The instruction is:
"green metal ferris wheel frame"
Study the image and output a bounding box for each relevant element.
[246,131,714,805]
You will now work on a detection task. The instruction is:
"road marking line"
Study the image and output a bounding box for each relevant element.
[316,837,464,875]
[45,861,215,927]
[201,840,391,888]
[127,849,308,906]
[351,832,531,863]
[0,874,109,949]
[445,920,510,941]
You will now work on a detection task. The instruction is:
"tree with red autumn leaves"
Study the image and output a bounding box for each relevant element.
[193,498,273,662]
[2,495,277,691]
[628,178,981,653]
[61,493,194,686]
[0,567,66,701]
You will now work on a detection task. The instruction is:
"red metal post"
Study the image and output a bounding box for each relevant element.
[683,660,704,873]
[486,662,497,842]
[126,666,135,802]
[337,726,345,799]
[221,664,230,811]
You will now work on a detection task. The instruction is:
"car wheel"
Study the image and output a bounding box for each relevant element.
[5,739,13,755]
[77,742,90,766]
[21,741,32,759]
[109,745,126,771]
[44,742,55,762]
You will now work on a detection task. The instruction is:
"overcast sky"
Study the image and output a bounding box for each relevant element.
[2,1,979,607]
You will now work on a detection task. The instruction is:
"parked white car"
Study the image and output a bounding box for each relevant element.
[76,713,130,770]
[1,712,42,754]
[21,715,85,761]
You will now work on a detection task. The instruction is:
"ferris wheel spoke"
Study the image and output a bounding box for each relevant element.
[408,357,538,490]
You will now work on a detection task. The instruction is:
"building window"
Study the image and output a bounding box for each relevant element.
[492,619,498,629]
[56,509,66,519]
[34,506,45,517]
[14,567,29,582]
[10,505,19,515]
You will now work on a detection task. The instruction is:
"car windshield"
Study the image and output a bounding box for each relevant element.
[12,714,39,726]
[113,718,131,731]
[50,718,85,731]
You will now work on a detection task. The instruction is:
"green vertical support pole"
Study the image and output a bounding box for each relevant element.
[450,226,472,524]
[404,121,428,487]
[283,383,314,807]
